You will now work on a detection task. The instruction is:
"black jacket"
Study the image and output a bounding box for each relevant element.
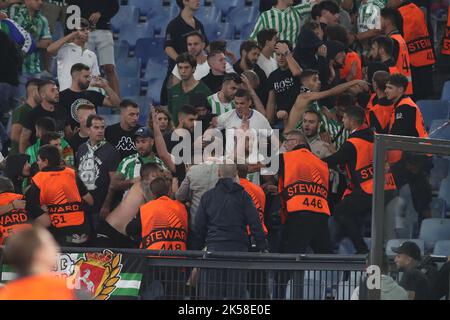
[192,178,266,251]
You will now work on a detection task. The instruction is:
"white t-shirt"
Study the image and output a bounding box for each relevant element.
[57,43,100,91]
[257,54,278,78]
[172,60,235,80]
[357,0,384,33]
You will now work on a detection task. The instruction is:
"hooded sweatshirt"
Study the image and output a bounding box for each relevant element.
[192,178,266,251]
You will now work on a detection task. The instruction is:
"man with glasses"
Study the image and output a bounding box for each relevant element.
[47,18,100,91]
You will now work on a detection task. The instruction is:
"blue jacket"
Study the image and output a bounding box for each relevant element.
[192,178,266,251]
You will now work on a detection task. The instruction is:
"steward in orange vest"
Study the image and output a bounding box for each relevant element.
[340,51,363,81]
[324,106,396,254]
[278,135,332,254]
[0,177,32,245]
[126,177,188,251]
[442,6,450,55]
[25,145,93,247]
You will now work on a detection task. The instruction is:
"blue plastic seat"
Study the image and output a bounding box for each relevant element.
[433,240,450,256]
[212,0,240,17]
[104,114,121,127]
[135,37,167,65]
[144,60,168,81]
[196,5,221,23]
[239,23,255,40]
[119,77,141,97]
[227,6,259,31]
[111,5,140,33]
[147,5,179,35]
[227,40,243,58]
[385,239,425,257]
[114,40,129,61]
[416,100,450,132]
[116,57,141,78]
[129,0,163,17]
[431,198,446,218]
[146,78,165,105]
[118,23,154,47]
[442,81,450,101]
[419,218,450,252]
[204,22,234,41]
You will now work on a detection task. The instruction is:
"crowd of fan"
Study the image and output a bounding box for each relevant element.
[0,0,449,300]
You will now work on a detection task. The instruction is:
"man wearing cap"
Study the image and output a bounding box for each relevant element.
[393,241,431,300]
[104,127,166,213]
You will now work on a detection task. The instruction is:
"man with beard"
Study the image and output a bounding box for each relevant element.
[47,18,100,92]
[368,36,399,83]
[233,40,269,105]
[168,53,211,125]
[19,80,69,153]
[301,110,334,159]
[207,73,241,116]
[59,63,121,131]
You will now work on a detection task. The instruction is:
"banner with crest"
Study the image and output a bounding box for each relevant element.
[1,249,146,300]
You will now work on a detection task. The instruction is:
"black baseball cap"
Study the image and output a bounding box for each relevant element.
[134,127,154,139]
[392,241,421,261]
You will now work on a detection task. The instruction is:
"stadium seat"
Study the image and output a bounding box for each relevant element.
[226,6,259,31]
[430,156,449,191]
[239,23,255,40]
[129,0,162,17]
[438,177,450,209]
[119,77,141,97]
[431,198,446,219]
[147,5,179,35]
[52,21,64,41]
[144,60,168,81]
[118,23,153,47]
[213,0,240,17]
[97,106,112,115]
[419,218,450,252]
[429,119,450,140]
[116,57,141,78]
[114,40,130,61]
[111,5,139,33]
[104,114,121,127]
[385,239,425,257]
[416,100,450,131]
[146,78,166,105]
[196,5,221,23]
[135,37,167,65]
[433,240,450,256]
[227,40,243,59]
[204,22,234,41]
[442,81,450,101]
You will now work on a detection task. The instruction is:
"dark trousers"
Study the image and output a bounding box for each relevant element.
[411,65,434,101]
[276,212,332,299]
[333,189,372,254]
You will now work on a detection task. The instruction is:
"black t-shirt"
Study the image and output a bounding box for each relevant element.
[22,104,68,144]
[68,133,89,154]
[399,268,431,300]
[76,141,120,213]
[268,68,301,113]
[164,14,208,69]
[105,123,138,160]
[59,89,105,129]
[201,71,225,93]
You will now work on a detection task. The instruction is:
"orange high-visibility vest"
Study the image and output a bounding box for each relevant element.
[441,7,450,55]
[278,148,330,217]
[346,136,397,195]
[340,51,363,80]
[398,3,435,67]
[387,96,429,163]
[365,94,395,133]
[139,196,188,251]
[32,168,85,229]
[0,193,32,245]
[0,274,76,300]
[240,178,268,236]
[390,33,413,94]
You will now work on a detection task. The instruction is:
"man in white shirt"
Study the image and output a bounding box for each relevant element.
[215,89,278,184]
[256,28,278,78]
[47,18,100,91]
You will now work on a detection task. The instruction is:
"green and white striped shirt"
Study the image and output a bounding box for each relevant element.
[6,4,51,74]
[117,153,166,181]
[250,3,312,46]
[207,93,235,116]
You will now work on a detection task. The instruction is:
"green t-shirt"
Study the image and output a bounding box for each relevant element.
[117,153,166,180]
[10,103,33,155]
[168,81,211,125]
